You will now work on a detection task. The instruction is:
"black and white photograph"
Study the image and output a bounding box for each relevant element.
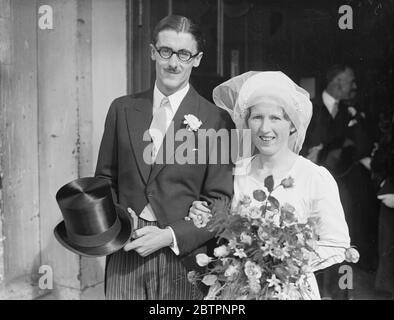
[0,0,393,304]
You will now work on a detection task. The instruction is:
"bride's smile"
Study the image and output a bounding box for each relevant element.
[248,103,292,157]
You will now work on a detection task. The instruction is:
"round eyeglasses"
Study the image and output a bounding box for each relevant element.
[154,46,200,62]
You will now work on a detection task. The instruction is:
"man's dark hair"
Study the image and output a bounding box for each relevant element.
[326,64,352,85]
[152,15,205,53]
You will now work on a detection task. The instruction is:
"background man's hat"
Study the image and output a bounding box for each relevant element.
[54,177,132,257]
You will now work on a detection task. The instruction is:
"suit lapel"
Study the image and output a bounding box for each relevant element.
[315,97,333,126]
[148,86,201,184]
[125,89,153,184]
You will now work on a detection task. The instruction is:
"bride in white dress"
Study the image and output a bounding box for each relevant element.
[188,71,351,300]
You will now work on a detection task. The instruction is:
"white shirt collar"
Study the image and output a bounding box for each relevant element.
[153,83,190,115]
[322,90,339,116]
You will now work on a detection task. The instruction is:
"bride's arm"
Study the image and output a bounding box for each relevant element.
[309,166,351,272]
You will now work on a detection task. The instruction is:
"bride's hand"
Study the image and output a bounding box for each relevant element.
[185,201,212,228]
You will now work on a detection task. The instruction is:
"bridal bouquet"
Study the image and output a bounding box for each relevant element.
[187,175,359,300]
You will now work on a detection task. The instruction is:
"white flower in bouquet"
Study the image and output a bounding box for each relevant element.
[214,245,230,258]
[277,283,303,300]
[202,275,218,286]
[272,246,290,260]
[204,281,222,300]
[234,248,247,258]
[345,247,360,263]
[224,263,240,279]
[296,273,307,283]
[296,233,305,245]
[280,177,295,188]
[265,209,280,227]
[248,206,262,219]
[280,203,298,227]
[187,270,198,284]
[238,205,250,218]
[283,263,299,277]
[228,239,238,250]
[257,227,269,241]
[300,247,316,261]
[188,209,212,228]
[239,195,252,206]
[240,232,253,245]
[248,278,262,294]
[260,240,273,256]
[196,253,213,267]
[266,274,281,292]
[244,260,262,279]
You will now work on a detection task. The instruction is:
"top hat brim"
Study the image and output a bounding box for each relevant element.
[54,206,132,258]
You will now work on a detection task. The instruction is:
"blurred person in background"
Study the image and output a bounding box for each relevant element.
[371,109,394,299]
[302,64,378,299]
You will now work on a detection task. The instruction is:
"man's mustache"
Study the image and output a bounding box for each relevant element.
[165,67,180,73]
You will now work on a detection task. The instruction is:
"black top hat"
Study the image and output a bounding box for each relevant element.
[54,177,132,257]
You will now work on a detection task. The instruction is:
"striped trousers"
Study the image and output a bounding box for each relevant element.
[105,218,203,300]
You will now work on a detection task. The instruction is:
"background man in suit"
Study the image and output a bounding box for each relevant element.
[302,65,358,170]
[95,15,234,300]
[302,65,378,299]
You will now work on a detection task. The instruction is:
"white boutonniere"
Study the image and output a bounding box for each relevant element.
[348,119,358,127]
[347,106,357,117]
[183,114,202,131]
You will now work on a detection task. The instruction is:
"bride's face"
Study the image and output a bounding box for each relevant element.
[247,103,292,157]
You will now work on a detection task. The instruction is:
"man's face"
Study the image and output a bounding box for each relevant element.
[151,30,203,96]
[338,68,357,100]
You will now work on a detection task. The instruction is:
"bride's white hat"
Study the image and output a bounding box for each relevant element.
[213,71,313,155]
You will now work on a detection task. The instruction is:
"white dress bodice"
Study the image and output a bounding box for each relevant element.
[233,155,351,299]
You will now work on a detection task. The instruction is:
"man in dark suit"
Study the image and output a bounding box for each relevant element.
[95,15,234,300]
[302,65,357,171]
[302,65,377,299]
